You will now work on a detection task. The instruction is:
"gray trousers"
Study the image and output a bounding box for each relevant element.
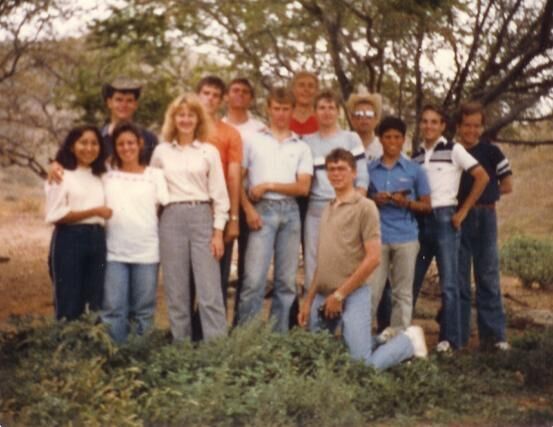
[370,240,419,330]
[160,203,227,341]
[303,199,330,291]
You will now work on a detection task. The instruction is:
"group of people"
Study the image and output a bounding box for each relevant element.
[44,70,512,371]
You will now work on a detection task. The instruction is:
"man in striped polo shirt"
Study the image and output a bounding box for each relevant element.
[456,102,513,350]
[303,90,369,294]
[412,105,489,352]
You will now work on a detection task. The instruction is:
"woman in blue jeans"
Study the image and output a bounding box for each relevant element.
[101,122,168,343]
[45,125,110,320]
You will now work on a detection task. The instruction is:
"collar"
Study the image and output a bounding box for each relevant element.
[370,154,409,171]
[330,191,362,206]
[420,135,448,152]
[170,139,202,149]
[260,127,300,143]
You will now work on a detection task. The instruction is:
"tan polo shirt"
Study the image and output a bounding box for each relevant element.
[315,192,380,295]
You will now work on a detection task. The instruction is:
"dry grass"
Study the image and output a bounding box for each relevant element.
[498,144,553,240]
[1,145,553,333]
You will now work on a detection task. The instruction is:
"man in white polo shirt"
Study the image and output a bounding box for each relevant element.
[411,104,489,352]
[238,87,313,332]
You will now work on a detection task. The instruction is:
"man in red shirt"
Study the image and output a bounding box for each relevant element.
[289,71,319,136]
[191,76,243,339]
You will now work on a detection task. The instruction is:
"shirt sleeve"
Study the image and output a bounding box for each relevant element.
[414,163,431,198]
[44,180,70,224]
[360,200,381,242]
[297,142,314,176]
[149,144,163,168]
[151,168,170,206]
[452,143,478,171]
[207,147,230,230]
[490,144,512,179]
[351,132,369,189]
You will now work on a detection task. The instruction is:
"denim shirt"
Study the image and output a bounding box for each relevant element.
[368,156,430,244]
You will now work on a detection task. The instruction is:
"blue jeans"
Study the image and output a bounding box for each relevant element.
[309,286,414,371]
[102,261,159,343]
[239,199,301,332]
[412,206,461,348]
[459,207,506,346]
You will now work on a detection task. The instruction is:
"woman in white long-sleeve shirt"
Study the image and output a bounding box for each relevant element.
[101,122,169,343]
[151,93,230,342]
[45,125,111,320]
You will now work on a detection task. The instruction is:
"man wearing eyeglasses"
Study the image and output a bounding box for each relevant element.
[347,93,383,162]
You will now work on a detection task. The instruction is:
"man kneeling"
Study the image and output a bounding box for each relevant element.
[298,148,427,370]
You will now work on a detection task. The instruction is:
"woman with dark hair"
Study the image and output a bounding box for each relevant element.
[45,125,111,320]
[101,121,168,343]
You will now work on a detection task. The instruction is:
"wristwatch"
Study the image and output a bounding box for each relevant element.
[333,290,344,302]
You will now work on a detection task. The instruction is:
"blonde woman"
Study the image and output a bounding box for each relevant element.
[151,93,230,342]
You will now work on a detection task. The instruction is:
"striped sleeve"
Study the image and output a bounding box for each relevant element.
[350,132,369,189]
[490,144,512,179]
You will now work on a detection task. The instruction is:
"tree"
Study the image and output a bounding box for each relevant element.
[100,0,553,148]
[0,0,74,178]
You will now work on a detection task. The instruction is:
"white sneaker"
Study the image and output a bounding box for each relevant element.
[404,326,428,358]
[435,340,452,354]
[495,341,511,351]
[376,326,399,345]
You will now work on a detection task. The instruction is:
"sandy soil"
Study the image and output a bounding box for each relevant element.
[1,190,551,350]
[2,145,553,346]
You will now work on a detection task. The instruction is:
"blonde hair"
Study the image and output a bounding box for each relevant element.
[161,93,213,142]
[290,71,319,89]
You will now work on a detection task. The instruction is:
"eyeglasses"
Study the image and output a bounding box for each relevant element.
[352,110,375,118]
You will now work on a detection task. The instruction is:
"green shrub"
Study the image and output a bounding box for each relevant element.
[500,235,553,290]
[1,317,552,426]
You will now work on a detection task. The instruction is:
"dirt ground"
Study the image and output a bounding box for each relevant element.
[0,177,553,347]
[0,147,553,346]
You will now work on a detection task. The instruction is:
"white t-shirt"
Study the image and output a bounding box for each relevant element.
[103,167,169,263]
[222,114,265,141]
[45,167,105,225]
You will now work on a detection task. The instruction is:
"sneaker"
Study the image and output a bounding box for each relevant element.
[404,326,428,358]
[376,326,399,345]
[435,340,452,354]
[495,341,511,351]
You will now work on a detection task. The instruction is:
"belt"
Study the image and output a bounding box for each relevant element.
[169,200,210,206]
[474,203,495,210]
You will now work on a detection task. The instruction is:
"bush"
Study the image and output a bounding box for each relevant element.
[1,317,553,426]
[500,235,553,290]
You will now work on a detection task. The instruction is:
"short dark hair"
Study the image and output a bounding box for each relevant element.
[325,148,356,171]
[421,104,447,123]
[55,125,106,176]
[196,75,226,95]
[458,101,485,125]
[227,77,255,97]
[314,89,341,109]
[267,86,295,107]
[111,121,146,168]
[377,116,407,137]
